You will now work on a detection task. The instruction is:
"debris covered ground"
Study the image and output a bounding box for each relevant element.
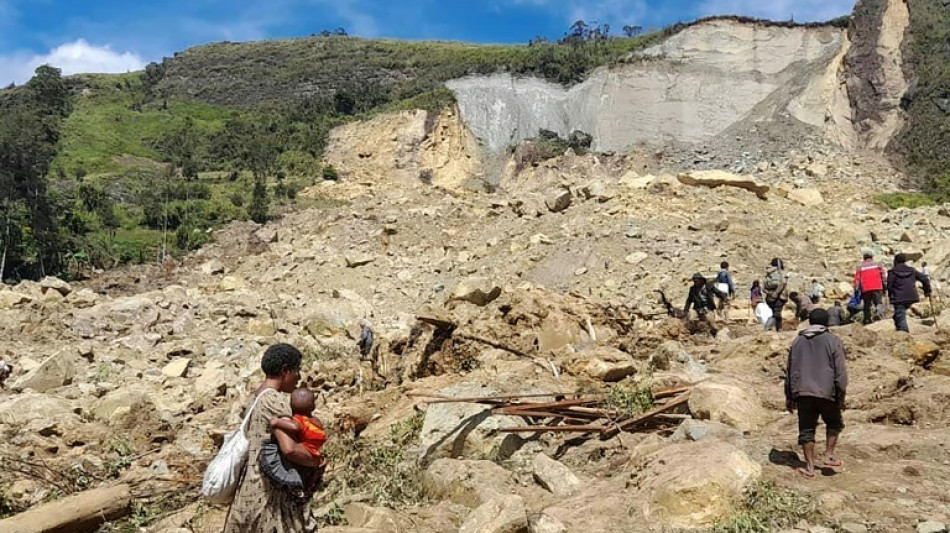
[3,103,950,532]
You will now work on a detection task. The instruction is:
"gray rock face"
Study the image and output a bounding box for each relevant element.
[448,21,843,155]
[459,496,529,533]
[532,453,581,496]
[917,522,948,533]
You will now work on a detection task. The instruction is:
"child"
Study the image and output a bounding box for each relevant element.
[270,387,328,488]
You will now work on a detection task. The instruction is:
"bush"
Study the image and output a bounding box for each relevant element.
[713,482,817,533]
[874,192,937,210]
[322,165,339,181]
[229,192,245,207]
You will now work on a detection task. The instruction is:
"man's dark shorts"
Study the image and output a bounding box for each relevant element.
[796,396,844,445]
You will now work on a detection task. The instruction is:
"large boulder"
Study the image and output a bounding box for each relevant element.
[563,347,638,382]
[12,349,78,393]
[459,496,529,533]
[0,393,74,426]
[677,170,769,199]
[420,384,524,460]
[39,276,72,296]
[90,389,153,423]
[423,458,516,508]
[532,454,581,496]
[0,290,32,309]
[688,380,766,431]
[639,441,762,529]
[343,503,412,531]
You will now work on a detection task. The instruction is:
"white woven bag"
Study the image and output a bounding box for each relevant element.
[200,388,275,503]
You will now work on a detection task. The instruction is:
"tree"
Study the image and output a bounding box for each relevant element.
[248,175,269,224]
[622,25,643,37]
[26,65,71,118]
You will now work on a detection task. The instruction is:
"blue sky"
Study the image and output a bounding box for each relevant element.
[0,0,857,85]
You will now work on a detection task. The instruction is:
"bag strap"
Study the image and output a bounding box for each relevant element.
[239,388,277,435]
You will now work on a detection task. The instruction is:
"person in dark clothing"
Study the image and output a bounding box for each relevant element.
[684,273,727,335]
[826,301,848,327]
[789,291,817,321]
[785,309,848,478]
[763,258,789,332]
[886,253,933,332]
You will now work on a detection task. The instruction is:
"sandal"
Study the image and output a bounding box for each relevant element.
[796,467,817,479]
[823,457,844,469]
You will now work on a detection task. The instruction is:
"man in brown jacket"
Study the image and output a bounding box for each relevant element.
[785,308,848,478]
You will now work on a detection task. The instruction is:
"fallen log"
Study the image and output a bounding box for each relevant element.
[408,391,585,403]
[498,423,606,433]
[0,484,132,533]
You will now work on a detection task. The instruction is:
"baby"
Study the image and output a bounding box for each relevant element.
[270,387,328,488]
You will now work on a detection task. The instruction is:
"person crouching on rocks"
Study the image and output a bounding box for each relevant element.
[785,309,848,479]
[684,273,727,336]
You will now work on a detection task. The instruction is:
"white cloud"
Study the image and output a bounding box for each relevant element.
[0,39,146,86]
[698,0,856,22]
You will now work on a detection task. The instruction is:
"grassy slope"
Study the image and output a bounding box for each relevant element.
[897,0,950,199]
[55,74,232,176]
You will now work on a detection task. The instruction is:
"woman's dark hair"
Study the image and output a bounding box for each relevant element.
[261,343,303,377]
[720,261,729,269]
[751,280,760,288]
[770,257,784,268]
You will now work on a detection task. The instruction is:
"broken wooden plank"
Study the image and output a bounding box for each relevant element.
[492,398,599,413]
[652,385,692,399]
[0,483,132,533]
[498,423,606,433]
[601,392,691,439]
[408,391,583,403]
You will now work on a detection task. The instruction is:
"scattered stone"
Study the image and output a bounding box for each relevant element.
[452,278,503,306]
[199,260,226,276]
[677,170,769,199]
[840,523,868,533]
[162,358,191,379]
[345,253,376,268]
[530,234,553,245]
[545,190,573,213]
[459,495,528,533]
[625,252,648,265]
[669,419,743,443]
[917,520,948,533]
[788,188,824,206]
[246,318,277,336]
[688,380,765,431]
[420,384,523,461]
[564,347,638,382]
[896,340,942,367]
[343,503,409,531]
[532,454,581,496]
[219,276,247,291]
[529,514,567,533]
[254,227,279,243]
[39,276,72,296]
[66,289,99,308]
[580,181,616,202]
[423,458,515,508]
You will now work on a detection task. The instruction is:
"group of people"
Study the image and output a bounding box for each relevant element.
[683,251,940,480]
[685,251,936,335]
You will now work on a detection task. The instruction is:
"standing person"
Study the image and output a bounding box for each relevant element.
[684,273,727,335]
[716,261,737,319]
[808,279,826,304]
[853,251,886,325]
[763,258,789,332]
[886,253,933,333]
[785,309,848,479]
[224,344,323,533]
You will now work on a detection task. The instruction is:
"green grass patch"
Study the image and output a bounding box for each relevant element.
[713,482,817,533]
[874,192,938,210]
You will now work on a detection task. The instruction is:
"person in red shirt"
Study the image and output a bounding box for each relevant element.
[852,251,886,325]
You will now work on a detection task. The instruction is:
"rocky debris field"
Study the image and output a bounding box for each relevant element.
[2,107,950,533]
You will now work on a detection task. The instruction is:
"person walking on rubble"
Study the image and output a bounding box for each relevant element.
[684,272,727,335]
[853,251,886,325]
[785,309,848,479]
[763,258,789,332]
[715,261,736,319]
[886,253,932,333]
